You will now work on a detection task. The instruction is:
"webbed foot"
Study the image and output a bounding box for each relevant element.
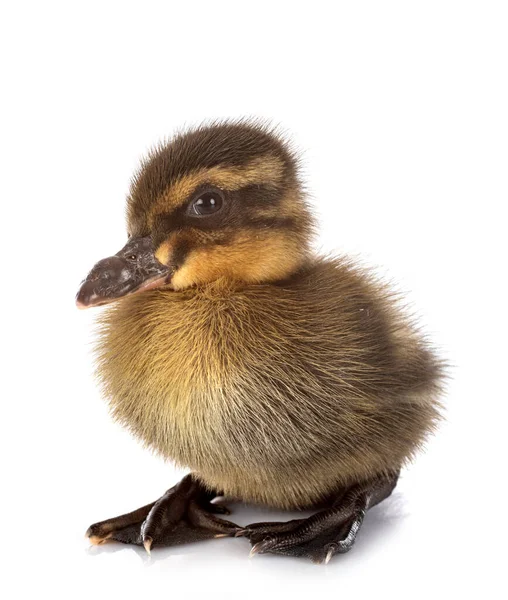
[237,472,399,563]
[86,474,240,551]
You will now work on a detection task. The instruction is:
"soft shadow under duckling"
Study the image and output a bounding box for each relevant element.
[77,121,444,563]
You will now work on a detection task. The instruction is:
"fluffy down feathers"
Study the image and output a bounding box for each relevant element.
[95,257,443,509]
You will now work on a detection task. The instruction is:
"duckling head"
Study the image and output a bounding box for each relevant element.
[76,121,314,308]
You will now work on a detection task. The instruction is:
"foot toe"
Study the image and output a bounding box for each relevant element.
[86,523,114,545]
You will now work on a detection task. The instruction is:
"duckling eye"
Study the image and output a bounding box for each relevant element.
[191,191,223,216]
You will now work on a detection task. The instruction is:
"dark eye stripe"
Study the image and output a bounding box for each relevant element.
[151,183,288,247]
[231,184,282,209]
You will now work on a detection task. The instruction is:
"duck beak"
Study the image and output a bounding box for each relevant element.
[76,236,171,309]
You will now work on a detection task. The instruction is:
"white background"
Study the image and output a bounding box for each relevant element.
[1,1,507,598]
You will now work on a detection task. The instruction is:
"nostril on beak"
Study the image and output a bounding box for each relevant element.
[76,236,171,309]
[93,257,128,280]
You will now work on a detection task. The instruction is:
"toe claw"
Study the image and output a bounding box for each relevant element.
[323,543,337,565]
[86,525,112,546]
[235,528,248,537]
[215,525,243,538]
[143,536,153,555]
[249,538,276,558]
[88,535,107,546]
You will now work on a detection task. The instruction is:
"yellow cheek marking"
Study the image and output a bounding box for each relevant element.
[149,155,285,223]
[170,233,305,290]
[155,239,174,265]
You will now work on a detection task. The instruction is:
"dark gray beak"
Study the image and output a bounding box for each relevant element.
[76,236,171,309]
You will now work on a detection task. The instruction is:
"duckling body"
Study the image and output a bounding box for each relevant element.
[98,260,440,510]
[79,121,444,561]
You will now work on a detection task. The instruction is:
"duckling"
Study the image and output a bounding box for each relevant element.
[77,121,444,563]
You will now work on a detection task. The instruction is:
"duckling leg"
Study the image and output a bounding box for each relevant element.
[238,472,399,563]
[86,474,240,551]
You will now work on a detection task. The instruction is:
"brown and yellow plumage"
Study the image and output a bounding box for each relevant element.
[80,120,444,561]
